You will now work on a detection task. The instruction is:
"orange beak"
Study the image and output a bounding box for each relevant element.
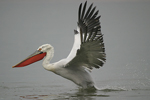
[12,50,46,68]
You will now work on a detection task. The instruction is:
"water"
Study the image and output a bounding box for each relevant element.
[0,0,150,100]
[0,80,150,100]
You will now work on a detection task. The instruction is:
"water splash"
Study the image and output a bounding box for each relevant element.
[99,85,127,92]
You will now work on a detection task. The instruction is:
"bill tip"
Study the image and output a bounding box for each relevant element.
[12,66,15,68]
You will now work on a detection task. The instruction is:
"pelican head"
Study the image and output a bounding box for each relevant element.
[12,44,53,68]
[37,44,52,53]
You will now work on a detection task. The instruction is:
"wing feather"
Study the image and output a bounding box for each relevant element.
[66,1,106,70]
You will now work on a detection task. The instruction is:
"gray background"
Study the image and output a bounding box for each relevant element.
[0,0,150,99]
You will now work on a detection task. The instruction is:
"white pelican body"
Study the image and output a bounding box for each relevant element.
[13,1,106,89]
[41,44,95,88]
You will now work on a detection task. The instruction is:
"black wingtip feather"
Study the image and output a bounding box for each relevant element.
[78,3,82,22]
[81,1,87,20]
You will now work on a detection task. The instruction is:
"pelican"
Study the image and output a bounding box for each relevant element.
[13,1,106,89]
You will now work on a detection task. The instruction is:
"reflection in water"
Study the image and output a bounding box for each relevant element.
[73,89,110,100]
[19,88,110,100]
[1,81,149,100]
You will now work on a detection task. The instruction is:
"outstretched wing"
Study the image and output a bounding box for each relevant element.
[66,1,106,70]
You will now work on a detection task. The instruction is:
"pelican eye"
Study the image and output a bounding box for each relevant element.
[38,48,42,51]
[39,52,43,54]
